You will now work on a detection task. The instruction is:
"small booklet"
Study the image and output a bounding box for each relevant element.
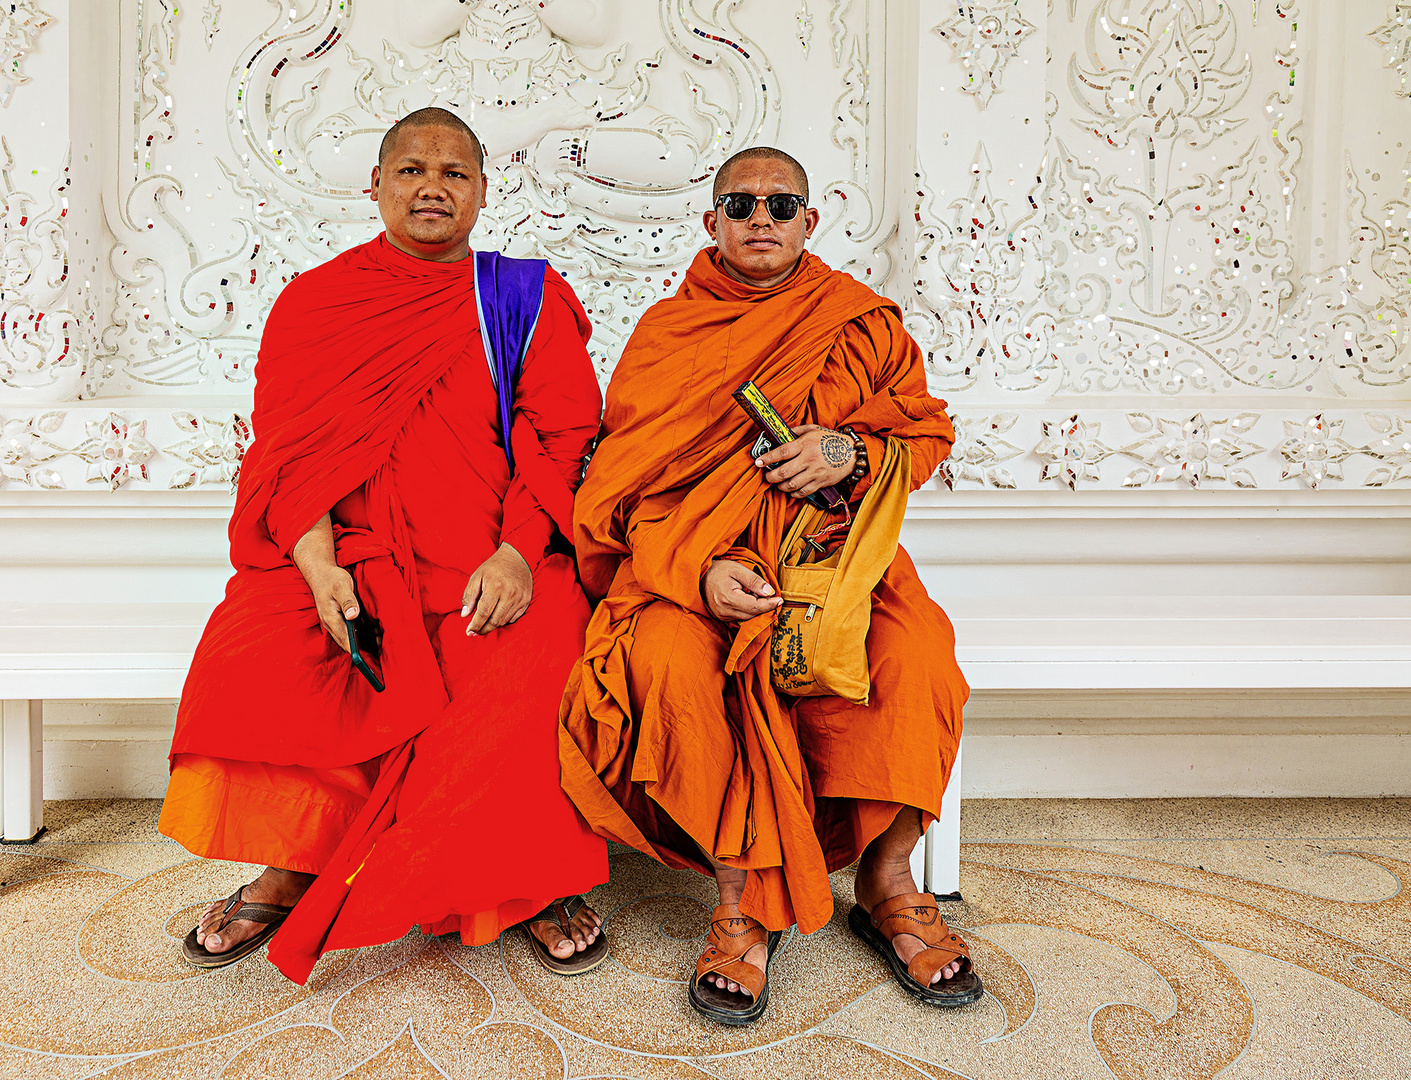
[732,380,844,511]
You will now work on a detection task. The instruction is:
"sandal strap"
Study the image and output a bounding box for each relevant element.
[869,892,972,985]
[528,894,588,935]
[213,886,292,932]
[694,904,769,998]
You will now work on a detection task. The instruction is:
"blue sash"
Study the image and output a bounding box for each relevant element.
[473,251,548,472]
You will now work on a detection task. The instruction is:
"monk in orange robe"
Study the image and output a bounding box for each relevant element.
[558,147,981,1024]
[159,109,608,983]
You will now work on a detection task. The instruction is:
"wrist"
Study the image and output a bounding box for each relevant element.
[498,541,531,572]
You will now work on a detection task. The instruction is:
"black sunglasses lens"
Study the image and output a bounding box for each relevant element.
[721,194,757,220]
[718,194,803,221]
[765,194,801,221]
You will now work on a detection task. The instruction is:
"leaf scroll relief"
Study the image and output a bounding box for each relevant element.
[1,142,95,400]
[105,0,892,394]
[907,1,1411,398]
[932,0,1038,109]
[0,1,54,108]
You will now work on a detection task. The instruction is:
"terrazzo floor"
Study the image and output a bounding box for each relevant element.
[1,798,1409,1079]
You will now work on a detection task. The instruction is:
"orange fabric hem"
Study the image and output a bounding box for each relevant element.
[159,754,380,875]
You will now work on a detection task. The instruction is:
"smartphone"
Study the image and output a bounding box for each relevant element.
[343,611,385,693]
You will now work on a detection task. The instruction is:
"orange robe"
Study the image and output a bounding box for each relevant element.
[159,236,608,981]
[558,249,969,935]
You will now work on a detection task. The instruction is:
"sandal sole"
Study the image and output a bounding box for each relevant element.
[181,918,284,970]
[524,928,611,976]
[847,904,983,1007]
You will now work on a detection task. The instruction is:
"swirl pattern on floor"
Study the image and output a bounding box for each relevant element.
[0,798,1407,1079]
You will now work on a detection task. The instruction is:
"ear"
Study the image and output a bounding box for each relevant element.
[480,172,489,209]
[703,209,719,241]
[370,165,381,202]
[802,206,820,240]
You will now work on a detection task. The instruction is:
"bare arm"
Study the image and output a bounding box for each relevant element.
[291,514,359,652]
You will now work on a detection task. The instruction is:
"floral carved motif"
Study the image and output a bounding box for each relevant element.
[1277,414,1358,490]
[0,1,53,107]
[940,412,1023,488]
[70,414,157,491]
[932,1,1037,108]
[165,411,253,490]
[1371,1,1411,98]
[1036,415,1120,490]
[1118,412,1263,489]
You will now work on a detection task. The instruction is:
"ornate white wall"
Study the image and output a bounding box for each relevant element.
[3,0,1410,797]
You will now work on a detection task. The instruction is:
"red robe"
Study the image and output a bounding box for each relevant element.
[159,234,607,983]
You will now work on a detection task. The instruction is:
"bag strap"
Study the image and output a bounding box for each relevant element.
[779,499,829,567]
[833,437,911,570]
[776,437,912,573]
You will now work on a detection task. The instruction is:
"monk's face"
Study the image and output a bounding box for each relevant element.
[371,124,488,263]
[704,159,820,289]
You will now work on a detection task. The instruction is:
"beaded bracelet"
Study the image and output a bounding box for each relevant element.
[841,426,869,489]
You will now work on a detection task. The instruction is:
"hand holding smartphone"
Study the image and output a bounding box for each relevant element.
[342,610,386,693]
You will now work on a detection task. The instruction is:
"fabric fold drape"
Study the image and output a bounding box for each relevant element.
[163,234,608,984]
[559,248,967,934]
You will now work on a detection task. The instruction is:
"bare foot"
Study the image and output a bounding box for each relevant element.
[528,898,602,960]
[852,813,965,982]
[195,867,313,954]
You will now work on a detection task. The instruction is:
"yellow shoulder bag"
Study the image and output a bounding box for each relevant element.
[770,437,912,705]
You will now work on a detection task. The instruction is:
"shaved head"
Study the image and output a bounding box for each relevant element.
[379,107,484,173]
[713,146,809,202]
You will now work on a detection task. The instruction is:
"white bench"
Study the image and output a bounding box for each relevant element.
[0,600,967,901]
[0,602,211,841]
[8,596,1406,899]
[915,593,1411,897]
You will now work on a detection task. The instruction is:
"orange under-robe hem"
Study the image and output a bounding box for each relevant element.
[159,753,381,875]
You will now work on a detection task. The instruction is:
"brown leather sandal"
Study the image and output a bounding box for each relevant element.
[181,883,292,969]
[848,893,983,1006]
[523,895,609,975]
[688,903,784,1026]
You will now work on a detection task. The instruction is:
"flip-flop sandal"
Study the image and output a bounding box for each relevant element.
[688,903,785,1026]
[523,895,610,975]
[848,892,983,1007]
[181,883,293,969]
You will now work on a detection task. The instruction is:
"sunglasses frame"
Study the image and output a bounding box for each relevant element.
[713,192,809,222]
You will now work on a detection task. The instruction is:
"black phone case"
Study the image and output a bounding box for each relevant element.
[343,613,385,693]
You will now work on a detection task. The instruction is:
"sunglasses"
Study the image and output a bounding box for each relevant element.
[714,192,808,222]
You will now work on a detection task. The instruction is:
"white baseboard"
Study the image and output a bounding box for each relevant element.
[37,689,1411,800]
[41,701,176,800]
[962,689,1411,797]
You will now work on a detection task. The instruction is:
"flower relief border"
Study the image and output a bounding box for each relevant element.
[936,409,1411,490]
[0,410,253,491]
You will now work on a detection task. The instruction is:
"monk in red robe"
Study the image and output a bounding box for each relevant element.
[558,147,981,1024]
[159,109,609,982]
